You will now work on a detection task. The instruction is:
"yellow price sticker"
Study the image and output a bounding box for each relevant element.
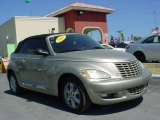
[56,35,66,43]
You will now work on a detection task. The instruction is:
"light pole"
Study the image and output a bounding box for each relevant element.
[25,0,32,16]
[153,11,157,29]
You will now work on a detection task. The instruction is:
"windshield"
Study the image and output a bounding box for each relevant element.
[49,34,104,53]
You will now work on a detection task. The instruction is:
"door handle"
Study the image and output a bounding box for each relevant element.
[22,59,26,63]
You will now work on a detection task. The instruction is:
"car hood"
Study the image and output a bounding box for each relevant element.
[55,49,136,62]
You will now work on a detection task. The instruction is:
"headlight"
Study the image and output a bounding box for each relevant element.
[81,70,111,79]
[139,61,145,69]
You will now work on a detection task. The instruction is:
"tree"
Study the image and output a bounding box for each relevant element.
[25,0,30,4]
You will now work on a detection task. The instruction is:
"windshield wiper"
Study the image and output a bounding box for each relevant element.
[60,49,81,53]
[90,47,104,50]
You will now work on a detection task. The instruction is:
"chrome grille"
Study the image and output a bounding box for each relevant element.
[115,60,142,78]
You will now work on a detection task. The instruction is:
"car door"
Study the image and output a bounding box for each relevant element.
[141,36,160,61]
[18,37,51,90]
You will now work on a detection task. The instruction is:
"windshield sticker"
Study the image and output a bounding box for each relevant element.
[56,35,66,43]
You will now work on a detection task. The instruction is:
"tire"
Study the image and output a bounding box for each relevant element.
[134,52,146,62]
[61,76,91,113]
[8,73,23,95]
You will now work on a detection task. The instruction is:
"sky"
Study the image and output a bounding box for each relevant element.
[0,0,160,41]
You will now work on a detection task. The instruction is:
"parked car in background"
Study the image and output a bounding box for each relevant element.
[0,56,2,64]
[101,44,126,52]
[101,44,114,49]
[109,42,116,47]
[115,42,128,52]
[7,33,151,113]
[126,35,160,62]
[116,42,128,48]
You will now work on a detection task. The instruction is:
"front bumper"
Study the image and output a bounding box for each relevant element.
[83,69,151,105]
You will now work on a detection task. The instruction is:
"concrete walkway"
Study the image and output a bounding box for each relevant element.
[152,74,160,77]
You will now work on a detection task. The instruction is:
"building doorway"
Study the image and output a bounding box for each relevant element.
[66,28,74,33]
[82,27,102,43]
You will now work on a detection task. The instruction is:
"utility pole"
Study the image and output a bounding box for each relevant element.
[25,0,32,16]
[153,11,157,29]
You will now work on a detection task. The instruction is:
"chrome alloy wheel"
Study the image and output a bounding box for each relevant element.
[64,82,81,109]
[10,76,17,93]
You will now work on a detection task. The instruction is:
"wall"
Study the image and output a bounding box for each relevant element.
[63,10,108,43]
[15,16,65,44]
[0,18,16,57]
[0,16,65,57]
[63,10,76,31]
[74,11,108,43]
[58,17,65,33]
[74,11,107,33]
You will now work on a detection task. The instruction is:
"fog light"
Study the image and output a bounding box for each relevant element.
[100,93,109,99]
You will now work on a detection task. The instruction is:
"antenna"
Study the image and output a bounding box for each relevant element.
[153,11,157,29]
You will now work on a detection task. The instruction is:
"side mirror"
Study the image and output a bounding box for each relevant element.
[34,49,49,56]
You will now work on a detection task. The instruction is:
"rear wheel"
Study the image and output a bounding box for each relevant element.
[61,76,91,113]
[134,52,146,62]
[8,73,23,95]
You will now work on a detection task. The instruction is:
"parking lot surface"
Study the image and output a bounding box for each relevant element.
[0,73,160,120]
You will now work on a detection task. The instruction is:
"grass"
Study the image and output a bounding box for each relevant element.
[144,63,160,74]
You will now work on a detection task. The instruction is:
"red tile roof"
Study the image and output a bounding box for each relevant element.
[47,2,114,17]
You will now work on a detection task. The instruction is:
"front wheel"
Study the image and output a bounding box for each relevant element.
[134,52,146,62]
[8,73,23,95]
[61,76,91,113]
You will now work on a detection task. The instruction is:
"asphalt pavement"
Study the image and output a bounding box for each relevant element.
[0,73,160,120]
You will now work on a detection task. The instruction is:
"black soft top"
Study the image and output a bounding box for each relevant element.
[14,33,66,53]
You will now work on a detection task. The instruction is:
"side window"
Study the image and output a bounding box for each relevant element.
[19,37,49,54]
[18,40,30,53]
[142,37,154,43]
[32,38,49,52]
[142,36,159,44]
[153,36,159,43]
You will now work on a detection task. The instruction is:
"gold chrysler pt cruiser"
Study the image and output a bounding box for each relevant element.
[7,33,151,113]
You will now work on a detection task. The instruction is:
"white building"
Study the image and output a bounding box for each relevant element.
[0,16,65,57]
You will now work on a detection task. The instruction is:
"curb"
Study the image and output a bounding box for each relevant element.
[152,74,160,77]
